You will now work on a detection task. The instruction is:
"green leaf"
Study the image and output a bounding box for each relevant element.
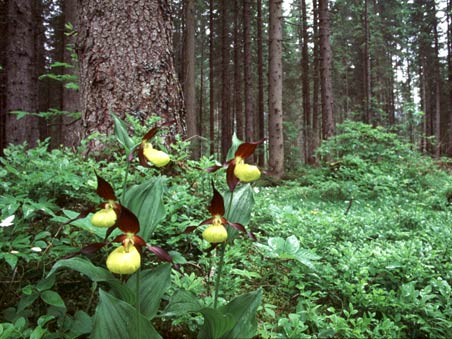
[123,176,166,240]
[2,253,18,270]
[48,257,134,302]
[223,184,254,241]
[110,111,135,152]
[70,310,93,336]
[36,275,56,292]
[92,289,162,339]
[163,290,203,316]
[198,290,262,339]
[225,133,243,161]
[127,264,171,320]
[10,110,29,120]
[40,290,66,308]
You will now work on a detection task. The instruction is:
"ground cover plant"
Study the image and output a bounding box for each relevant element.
[1,120,452,338]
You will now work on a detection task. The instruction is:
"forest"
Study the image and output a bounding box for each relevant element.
[1,0,452,338]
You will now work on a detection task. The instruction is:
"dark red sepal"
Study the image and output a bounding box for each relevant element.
[226,164,239,192]
[80,242,108,254]
[96,174,117,201]
[137,143,151,168]
[228,221,247,234]
[183,225,199,233]
[147,245,173,262]
[235,139,264,159]
[208,185,225,216]
[247,231,257,241]
[116,206,140,234]
[142,126,160,142]
[112,234,127,243]
[133,235,146,248]
[62,207,93,225]
[199,218,214,226]
[206,165,223,173]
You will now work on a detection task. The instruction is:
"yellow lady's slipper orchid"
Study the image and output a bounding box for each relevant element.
[142,143,170,167]
[233,162,261,182]
[91,207,117,228]
[202,224,228,243]
[106,244,141,275]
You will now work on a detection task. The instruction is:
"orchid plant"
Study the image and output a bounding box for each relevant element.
[49,113,264,339]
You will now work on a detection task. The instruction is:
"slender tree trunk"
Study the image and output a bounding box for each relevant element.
[5,0,40,146]
[209,0,215,156]
[234,0,244,140]
[0,0,7,154]
[312,0,320,152]
[77,0,185,152]
[257,0,265,166]
[268,0,284,179]
[319,0,334,140]
[184,0,198,158]
[220,0,231,160]
[433,1,441,157]
[243,0,254,145]
[448,0,452,156]
[363,0,372,124]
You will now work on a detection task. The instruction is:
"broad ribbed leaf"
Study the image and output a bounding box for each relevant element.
[123,176,166,240]
[225,133,243,161]
[92,289,161,339]
[163,290,203,316]
[111,111,134,152]
[223,184,254,224]
[197,308,235,339]
[47,257,134,303]
[127,264,171,319]
[40,290,65,308]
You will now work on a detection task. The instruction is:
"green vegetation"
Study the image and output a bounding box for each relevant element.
[1,121,452,338]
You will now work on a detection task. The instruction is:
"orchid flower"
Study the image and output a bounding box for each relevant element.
[208,139,264,191]
[137,124,172,168]
[184,183,254,247]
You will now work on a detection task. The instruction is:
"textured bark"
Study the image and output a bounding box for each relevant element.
[448,0,452,156]
[209,0,216,156]
[319,0,334,140]
[184,0,198,157]
[268,0,284,179]
[234,0,244,140]
[243,0,254,145]
[0,0,8,153]
[312,0,320,152]
[256,0,265,166]
[62,0,82,147]
[363,0,372,124]
[5,0,40,146]
[432,1,441,157]
[220,0,231,160]
[77,0,185,151]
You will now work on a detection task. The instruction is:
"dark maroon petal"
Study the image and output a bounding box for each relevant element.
[104,224,118,240]
[95,174,117,201]
[147,245,173,262]
[226,164,239,192]
[183,225,198,233]
[206,165,223,173]
[228,221,247,234]
[199,218,214,226]
[112,234,127,243]
[235,139,264,159]
[247,231,257,241]
[208,185,225,216]
[117,206,140,234]
[133,235,146,248]
[137,144,151,167]
[142,126,160,142]
[80,242,108,254]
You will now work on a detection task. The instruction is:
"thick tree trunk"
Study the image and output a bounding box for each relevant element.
[77,0,185,152]
[243,0,254,146]
[234,0,244,140]
[220,0,231,160]
[0,0,8,154]
[312,0,320,153]
[209,0,215,156]
[448,0,452,156]
[184,0,198,158]
[319,0,334,140]
[257,0,265,166]
[5,0,40,147]
[363,0,372,124]
[268,0,284,179]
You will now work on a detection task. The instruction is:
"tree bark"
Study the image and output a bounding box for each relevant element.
[184,0,198,158]
[209,0,215,156]
[432,0,441,157]
[5,0,40,147]
[319,0,334,140]
[77,0,185,152]
[256,0,265,166]
[312,0,320,153]
[234,0,244,140]
[220,0,231,160]
[243,0,254,145]
[268,0,284,179]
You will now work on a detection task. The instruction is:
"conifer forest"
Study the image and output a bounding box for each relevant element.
[2,0,452,338]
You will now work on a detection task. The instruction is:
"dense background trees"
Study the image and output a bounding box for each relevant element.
[1,0,451,171]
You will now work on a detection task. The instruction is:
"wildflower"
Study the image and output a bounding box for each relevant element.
[90,174,121,228]
[185,183,254,245]
[137,125,172,168]
[0,215,14,228]
[208,139,264,191]
[106,244,141,275]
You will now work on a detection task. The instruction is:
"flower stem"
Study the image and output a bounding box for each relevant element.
[213,190,235,309]
[121,160,132,203]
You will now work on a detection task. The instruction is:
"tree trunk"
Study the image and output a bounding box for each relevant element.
[234,0,244,140]
[220,0,231,160]
[448,0,452,156]
[0,0,8,153]
[312,0,320,153]
[243,0,254,146]
[256,0,265,166]
[432,1,441,157]
[209,0,215,156]
[268,0,284,179]
[5,0,40,147]
[319,0,334,140]
[77,0,185,152]
[363,0,372,124]
[184,0,198,158]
